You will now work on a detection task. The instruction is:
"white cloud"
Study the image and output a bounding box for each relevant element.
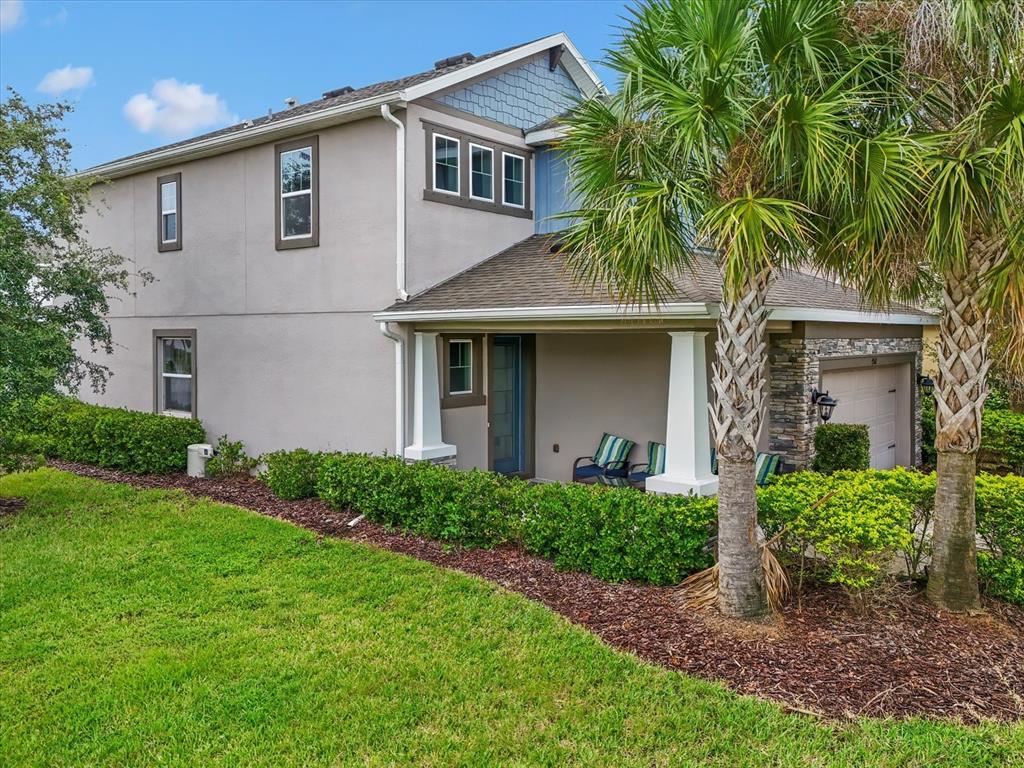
[123,79,235,137]
[43,7,68,26]
[37,65,94,96]
[0,0,24,32]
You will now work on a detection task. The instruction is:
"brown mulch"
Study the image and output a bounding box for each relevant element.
[40,460,1024,723]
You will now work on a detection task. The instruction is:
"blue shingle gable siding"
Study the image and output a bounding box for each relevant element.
[438,53,580,130]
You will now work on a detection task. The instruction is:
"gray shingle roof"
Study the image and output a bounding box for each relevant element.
[92,40,535,170]
[385,234,933,317]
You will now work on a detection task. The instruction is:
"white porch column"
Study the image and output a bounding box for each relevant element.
[646,331,719,496]
[404,332,456,461]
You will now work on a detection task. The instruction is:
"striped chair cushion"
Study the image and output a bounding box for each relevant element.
[647,441,666,476]
[593,433,634,469]
[755,453,780,485]
[710,447,718,475]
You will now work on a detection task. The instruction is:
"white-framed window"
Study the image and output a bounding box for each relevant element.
[503,152,525,208]
[155,333,195,417]
[160,181,177,242]
[448,339,472,395]
[433,133,460,195]
[469,143,493,201]
[280,146,313,239]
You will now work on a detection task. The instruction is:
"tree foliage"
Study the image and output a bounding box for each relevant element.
[0,90,141,471]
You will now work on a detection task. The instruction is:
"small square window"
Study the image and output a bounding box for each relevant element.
[434,134,459,194]
[503,153,525,208]
[469,144,493,201]
[448,340,472,395]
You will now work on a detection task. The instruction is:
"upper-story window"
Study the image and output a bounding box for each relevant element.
[503,153,525,208]
[157,172,182,252]
[434,134,460,195]
[275,135,319,250]
[422,122,531,219]
[469,144,493,201]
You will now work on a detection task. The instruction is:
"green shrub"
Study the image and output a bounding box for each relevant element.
[980,408,1024,474]
[975,473,1024,605]
[261,449,324,499]
[522,482,715,585]
[315,453,715,584]
[811,423,870,474]
[921,397,936,469]
[31,395,204,473]
[205,434,258,478]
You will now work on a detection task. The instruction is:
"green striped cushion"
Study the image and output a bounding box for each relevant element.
[755,453,780,485]
[647,441,666,475]
[593,433,634,469]
[710,448,718,475]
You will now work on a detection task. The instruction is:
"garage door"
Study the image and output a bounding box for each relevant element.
[820,365,898,469]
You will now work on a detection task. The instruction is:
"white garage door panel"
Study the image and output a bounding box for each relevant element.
[821,366,899,469]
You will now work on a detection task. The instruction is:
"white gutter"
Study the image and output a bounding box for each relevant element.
[378,322,406,457]
[374,302,712,323]
[380,105,409,301]
[525,126,567,146]
[374,302,938,326]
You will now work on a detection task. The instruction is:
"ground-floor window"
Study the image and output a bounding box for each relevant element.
[154,329,196,418]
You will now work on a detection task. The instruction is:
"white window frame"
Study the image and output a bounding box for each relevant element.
[468,143,494,202]
[502,151,526,209]
[160,180,178,244]
[448,339,473,395]
[279,146,314,241]
[156,335,194,418]
[433,133,460,196]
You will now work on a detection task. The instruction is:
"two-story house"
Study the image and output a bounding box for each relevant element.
[80,33,935,494]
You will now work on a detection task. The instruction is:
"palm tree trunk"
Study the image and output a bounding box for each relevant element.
[926,241,997,612]
[710,269,771,619]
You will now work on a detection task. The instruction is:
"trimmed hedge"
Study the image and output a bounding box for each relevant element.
[980,408,1024,474]
[315,454,715,585]
[261,449,325,500]
[811,423,870,474]
[976,473,1024,605]
[31,395,205,474]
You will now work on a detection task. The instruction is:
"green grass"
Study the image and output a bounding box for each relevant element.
[1,469,1020,767]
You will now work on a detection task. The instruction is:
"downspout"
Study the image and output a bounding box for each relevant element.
[380,104,409,301]
[378,322,406,458]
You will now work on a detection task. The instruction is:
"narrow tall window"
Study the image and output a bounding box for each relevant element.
[434,134,460,194]
[448,340,473,395]
[154,331,196,418]
[275,136,319,249]
[503,153,525,208]
[469,144,493,201]
[156,172,182,251]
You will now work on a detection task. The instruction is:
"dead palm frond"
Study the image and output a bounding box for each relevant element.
[682,534,790,613]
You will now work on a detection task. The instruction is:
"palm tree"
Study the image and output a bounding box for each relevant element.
[909,0,1022,611]
[558,0,920,618]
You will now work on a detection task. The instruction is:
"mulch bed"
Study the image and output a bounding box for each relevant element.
[42,460,1024,723]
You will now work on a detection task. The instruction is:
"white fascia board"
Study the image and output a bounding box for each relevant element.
[77,93,405,180]
[768,307,939,325]
[525,126,566,146]
[401,33,605,102]
[373,302,711,323]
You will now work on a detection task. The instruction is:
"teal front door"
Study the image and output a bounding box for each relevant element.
[490,335,524,475]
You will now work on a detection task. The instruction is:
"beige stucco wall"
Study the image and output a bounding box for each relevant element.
[922,326,939,376]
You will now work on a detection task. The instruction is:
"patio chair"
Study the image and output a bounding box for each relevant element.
[572,433,635,484]
[628,441,666,489]
[710,447,779,485]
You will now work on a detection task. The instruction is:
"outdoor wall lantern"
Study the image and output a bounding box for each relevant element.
[811,388,839,422]
[918,374,935,395]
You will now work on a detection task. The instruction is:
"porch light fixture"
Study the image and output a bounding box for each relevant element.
[811,388,838,422]
[917,374,935,395]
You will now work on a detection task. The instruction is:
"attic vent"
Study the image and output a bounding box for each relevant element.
[434,52,475,70]
[323,86,354,99]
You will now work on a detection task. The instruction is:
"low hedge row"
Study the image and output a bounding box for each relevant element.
[315,453,715,585]
[811,423,870,474]
[30,395,205,474]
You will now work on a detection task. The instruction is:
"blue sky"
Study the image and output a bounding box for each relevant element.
[0,0,630,171]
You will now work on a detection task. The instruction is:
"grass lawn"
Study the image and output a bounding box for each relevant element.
[1,469,1021,767]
